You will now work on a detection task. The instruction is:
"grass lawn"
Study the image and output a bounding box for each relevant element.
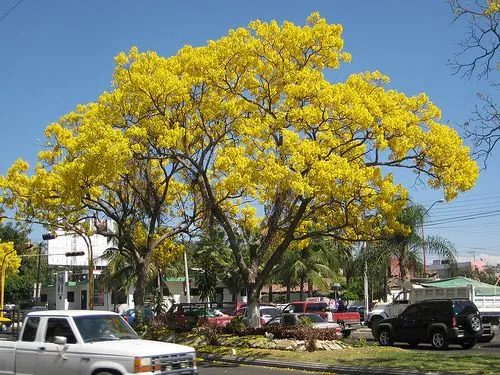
[196,345,500,374]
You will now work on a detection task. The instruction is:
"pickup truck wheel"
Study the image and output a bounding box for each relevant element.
[94,371,121,375]
[466,314,481,334]
[342,330,351,338]
[459,337,477,349]
[370,316,383,336]
[430,330,449,350]
[377,328,394,346]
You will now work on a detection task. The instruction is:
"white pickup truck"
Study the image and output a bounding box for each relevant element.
[0,310,198,375]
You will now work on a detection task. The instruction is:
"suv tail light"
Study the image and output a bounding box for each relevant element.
[451,316,457,328]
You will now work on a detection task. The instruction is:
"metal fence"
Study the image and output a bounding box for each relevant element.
[0,308,25,340]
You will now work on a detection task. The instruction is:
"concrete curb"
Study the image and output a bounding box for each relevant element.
[198,353,450,375]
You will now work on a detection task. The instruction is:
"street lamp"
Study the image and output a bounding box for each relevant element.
[422,199,445,276]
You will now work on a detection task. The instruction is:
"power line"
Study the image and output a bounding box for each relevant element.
[425,209,500,226]
[0,0,24,23]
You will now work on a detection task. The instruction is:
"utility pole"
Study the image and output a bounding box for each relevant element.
[35,245,42,306]
[363,242,369,314]
[183,250,191,304]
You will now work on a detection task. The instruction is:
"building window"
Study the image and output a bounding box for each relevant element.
[40,294,48,303]
[67,291,75,302]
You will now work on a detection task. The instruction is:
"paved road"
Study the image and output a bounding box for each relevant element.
[350,327,500,354]
[198,362,320,375]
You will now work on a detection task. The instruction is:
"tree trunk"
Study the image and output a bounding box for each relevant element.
[307,280,313,298]
[299,275,305,301]
[134,262,146,313]
[88,262,94,310]
[286,283,291,302]
[268,284,273,303]
[384,260,390,302]
[246,282,261,328]
[400,245,410,282]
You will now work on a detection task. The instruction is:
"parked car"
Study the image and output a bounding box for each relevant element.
[346,305,365,322]
[375,298,483,350]
[205,304,282,327]
[120,308,154,325]
[266,313,342,334]
[235,305,282,325]
[282,301,361,336]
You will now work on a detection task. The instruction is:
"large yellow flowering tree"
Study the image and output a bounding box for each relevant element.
[1,14,478,324]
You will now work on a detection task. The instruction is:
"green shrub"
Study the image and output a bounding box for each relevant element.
[225,314,246,334]
[345,336,368,347]
[195,325,222,345]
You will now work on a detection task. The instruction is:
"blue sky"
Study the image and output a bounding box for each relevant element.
[1,0,498,265]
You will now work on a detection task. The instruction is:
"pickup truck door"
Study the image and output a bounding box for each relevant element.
[35,318,81,375]
[14,316,40,375]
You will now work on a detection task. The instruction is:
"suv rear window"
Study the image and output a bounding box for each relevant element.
[453,300,478,315]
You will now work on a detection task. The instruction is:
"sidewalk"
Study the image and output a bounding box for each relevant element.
[198,352,451,375]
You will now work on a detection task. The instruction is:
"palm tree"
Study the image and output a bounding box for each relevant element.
[189,227,234,303]
[272,237,350,301]
[98,249,161,308]
[354,203,456,290]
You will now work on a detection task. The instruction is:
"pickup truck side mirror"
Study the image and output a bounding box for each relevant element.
[54,336,67,345]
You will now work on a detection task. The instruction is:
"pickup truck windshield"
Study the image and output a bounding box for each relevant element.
[73,315,139,342]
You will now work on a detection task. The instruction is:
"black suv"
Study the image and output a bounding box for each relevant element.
[375,298,482,349]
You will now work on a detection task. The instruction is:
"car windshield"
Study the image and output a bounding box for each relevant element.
[73,315,139,343]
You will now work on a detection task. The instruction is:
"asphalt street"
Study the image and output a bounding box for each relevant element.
[198,362,320,375]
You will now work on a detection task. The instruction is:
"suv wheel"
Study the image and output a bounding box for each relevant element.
[459,337,477,349]
[377,327,394,346]
[466,314,481,334]
[370,316,383,336]
[430,330,449,350]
